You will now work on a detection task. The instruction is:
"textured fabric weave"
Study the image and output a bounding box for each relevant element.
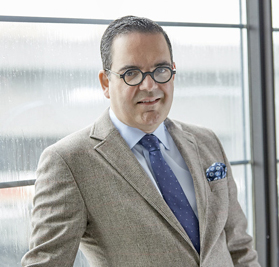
[139,134,200,253]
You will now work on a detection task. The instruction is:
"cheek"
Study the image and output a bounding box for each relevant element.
[111,86,135,106]
[120,88,136,103]
[162,84,174,100]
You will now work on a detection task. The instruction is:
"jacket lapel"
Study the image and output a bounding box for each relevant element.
[164,118,209,255]
[166,118,233,262]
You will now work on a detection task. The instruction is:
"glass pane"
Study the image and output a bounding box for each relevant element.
[0,186,34,266]
[1,0,242,24]
[1,24,250,174]
[272,0,279,28]
[168,27,250,162]
[0,186,89,267]
[0,22,108,182]
[231,164,253,237]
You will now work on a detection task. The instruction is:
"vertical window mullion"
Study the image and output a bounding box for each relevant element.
[246,0,278,266]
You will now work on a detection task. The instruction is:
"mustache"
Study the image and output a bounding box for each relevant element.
[136,90,164,100]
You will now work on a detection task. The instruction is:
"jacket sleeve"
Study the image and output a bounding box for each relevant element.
[21,145,87,267]
[213,131,260,267]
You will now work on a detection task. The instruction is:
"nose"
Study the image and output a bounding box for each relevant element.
[138,73,157,91]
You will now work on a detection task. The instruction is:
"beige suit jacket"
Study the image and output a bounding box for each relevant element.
[22,110,260,267]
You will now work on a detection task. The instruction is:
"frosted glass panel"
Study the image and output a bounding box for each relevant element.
[0,186,34,266]
[272,0,279,27]
[1,24,249,183]
[0,186,89,267]
[0,23,109,182]
[0,23,107,138]
[231,164,253,237]
[1,0,243,24]
[168,27,250,162]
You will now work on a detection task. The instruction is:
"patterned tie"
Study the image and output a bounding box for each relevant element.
[139,134,200,253]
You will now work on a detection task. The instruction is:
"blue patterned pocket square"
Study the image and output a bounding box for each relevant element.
[206,162,227,182]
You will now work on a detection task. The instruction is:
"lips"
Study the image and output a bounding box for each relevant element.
[137,98,160,104]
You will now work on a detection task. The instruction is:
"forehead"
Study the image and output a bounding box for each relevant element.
[111,32,171,70]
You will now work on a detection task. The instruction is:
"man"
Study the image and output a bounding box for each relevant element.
[22,16,260,266]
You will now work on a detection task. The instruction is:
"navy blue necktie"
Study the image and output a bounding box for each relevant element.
[139,134,200,253]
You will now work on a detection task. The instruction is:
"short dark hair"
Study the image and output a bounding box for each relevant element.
[100,16,173,71]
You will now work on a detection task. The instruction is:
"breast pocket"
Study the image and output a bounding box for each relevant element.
[207,177,229,223]
[208,177,228,191]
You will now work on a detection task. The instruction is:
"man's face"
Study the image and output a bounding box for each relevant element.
[100,32,175,133]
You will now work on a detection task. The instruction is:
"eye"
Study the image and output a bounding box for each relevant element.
[156,67,167,73]
[125,69,139,77]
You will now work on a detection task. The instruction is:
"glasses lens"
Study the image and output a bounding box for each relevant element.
[124,69,142,85]
[154,67,172,83]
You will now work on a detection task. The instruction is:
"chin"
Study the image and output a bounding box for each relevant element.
[143,118,160,127]
[142,120,163,133]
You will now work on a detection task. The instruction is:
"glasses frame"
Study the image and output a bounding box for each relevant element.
[105,66,176,86]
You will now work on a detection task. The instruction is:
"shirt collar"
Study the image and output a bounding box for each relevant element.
[109,108,170,150]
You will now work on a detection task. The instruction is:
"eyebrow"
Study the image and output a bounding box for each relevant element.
[118,65,140,72]
[154,61,172,68]
[118,61,172,73]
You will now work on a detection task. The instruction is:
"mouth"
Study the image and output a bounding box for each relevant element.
[137,98,160,105]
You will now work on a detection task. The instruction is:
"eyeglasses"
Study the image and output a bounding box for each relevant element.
[105,66,176,86]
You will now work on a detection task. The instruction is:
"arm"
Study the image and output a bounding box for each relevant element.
[21,146,87,267]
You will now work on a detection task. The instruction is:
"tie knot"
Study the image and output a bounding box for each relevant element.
[139,134,160,152]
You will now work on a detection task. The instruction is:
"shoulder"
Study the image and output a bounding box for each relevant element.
[166,118,218,143]
[165,118,226,160]
[44,109,114,157]
[53,124,93,149]
[40,124,96,162]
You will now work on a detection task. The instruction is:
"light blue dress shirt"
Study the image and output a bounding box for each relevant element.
[109,109,198,218]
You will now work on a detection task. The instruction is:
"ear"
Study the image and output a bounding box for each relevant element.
[99,70,110,99]
[172,62,176,81]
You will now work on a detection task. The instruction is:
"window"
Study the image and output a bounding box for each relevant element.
[1,1,278,266]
